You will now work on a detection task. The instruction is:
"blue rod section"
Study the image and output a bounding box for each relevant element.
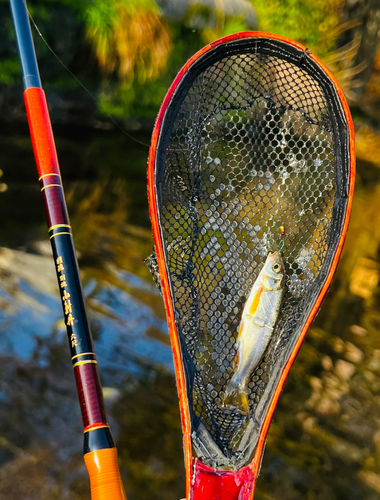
[9,0,42,89]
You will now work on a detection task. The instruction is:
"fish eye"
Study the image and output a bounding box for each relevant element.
[272,263,281,273]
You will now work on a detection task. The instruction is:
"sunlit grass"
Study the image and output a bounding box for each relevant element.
[84,0,172,85]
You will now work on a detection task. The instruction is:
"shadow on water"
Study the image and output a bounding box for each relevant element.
[0,126,380,498]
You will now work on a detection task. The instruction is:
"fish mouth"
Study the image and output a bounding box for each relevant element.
[268,251,282,261]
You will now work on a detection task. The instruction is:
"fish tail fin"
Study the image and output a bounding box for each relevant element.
[220,378,249,415]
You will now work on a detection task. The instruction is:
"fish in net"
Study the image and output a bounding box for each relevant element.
[147,33,355,498]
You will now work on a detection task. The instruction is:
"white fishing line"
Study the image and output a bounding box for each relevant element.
[24,2,150,148]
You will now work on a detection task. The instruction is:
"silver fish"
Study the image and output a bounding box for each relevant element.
[221,252,284,414]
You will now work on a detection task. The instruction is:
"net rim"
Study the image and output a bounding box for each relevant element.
[147,31,355,499]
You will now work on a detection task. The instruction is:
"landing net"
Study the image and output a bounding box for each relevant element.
[149,36,352,470]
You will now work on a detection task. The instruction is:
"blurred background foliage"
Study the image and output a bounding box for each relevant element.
[2,1,380,499]
[1,0,380,122]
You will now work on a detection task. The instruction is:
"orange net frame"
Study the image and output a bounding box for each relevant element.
[148,32,355,495]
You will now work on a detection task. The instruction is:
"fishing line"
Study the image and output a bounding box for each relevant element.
[26,6,149,148]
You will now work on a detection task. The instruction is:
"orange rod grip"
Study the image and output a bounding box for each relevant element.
[84,448,127,500]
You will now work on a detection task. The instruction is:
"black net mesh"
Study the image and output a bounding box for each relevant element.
[151,38,351,470]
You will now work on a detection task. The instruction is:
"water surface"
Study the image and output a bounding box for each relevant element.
[0,125,379,499]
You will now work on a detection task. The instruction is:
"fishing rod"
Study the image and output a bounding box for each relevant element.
[9,1,127,498]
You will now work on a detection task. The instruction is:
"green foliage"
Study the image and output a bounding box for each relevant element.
[222,16,250,37]
[250,0,343,56]
[97,21,204,118]
[0,58,20,84]
[93,0,254,118]
[98,77,168,118]
[2,0,346,118]
[83,0,171,84]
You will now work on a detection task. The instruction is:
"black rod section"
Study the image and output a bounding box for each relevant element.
[9,0,41,89]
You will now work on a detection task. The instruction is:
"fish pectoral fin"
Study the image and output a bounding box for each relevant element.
[237,319,245,340]
[233,351,240,370]
[252,317,274,330]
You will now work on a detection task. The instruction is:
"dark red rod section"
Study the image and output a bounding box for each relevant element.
[9,0,127,497]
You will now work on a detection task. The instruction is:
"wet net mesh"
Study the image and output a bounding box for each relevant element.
[151,38,350,470]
